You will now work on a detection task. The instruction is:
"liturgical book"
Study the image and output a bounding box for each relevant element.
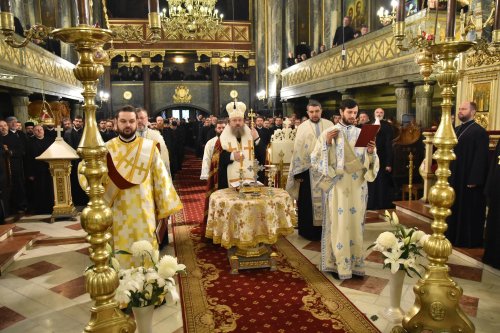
[354,124,380,147]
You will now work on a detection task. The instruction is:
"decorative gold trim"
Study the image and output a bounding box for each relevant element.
[172,85,192,103]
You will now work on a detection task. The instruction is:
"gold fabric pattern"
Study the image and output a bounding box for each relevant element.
[205,188,297,248]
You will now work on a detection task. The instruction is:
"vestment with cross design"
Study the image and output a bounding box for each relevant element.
[105,136,182,268]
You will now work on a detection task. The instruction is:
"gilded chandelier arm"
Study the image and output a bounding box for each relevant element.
[0,11,53,48]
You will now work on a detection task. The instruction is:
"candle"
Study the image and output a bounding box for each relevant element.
[446,0,457,38]
[76,0,90,25]
[148,0,159,13]
[397,0,405,22]
[495,0,500,31]
[0,0,11,12]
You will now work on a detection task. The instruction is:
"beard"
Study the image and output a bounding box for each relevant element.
[342,115,355,125]
[231,126,244,138]
[117,125,136,139]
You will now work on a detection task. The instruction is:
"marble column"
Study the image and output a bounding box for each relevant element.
[340,90,354,100]
[394,84,412,123]
[11,94,30,126]
[249,54,257,111]
[310,0,321,52]
[211,57,221,116]
[322,0,335,47]
[269,0,283,99]
[285,0,297,58]
[141,52,151,113]
[254,0,266,102]
[414,81,435,129]
[103,59,112,118]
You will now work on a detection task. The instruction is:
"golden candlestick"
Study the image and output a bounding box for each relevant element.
[51,26,135,333]
[407,152,414,201]
[392,40,475,333]
[248,108,256,129]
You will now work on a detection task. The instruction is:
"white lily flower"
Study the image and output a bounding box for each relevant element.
[383,248,405,274]
[391,211,399,225]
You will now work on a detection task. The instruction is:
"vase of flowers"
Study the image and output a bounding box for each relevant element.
[368,211,429,323]
[114,240,186,333]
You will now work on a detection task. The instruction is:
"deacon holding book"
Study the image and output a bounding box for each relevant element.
[286,99,333,241]
[311,99,379,279]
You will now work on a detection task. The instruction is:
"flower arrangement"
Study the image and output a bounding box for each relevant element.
[113,240,186,311]
[368,211,430,277]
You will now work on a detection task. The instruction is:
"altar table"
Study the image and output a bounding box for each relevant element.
[205,187,297,273]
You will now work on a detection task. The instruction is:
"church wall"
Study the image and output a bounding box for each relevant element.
[111,81,250,116]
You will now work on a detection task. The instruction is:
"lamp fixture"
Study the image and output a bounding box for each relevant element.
[377,0,399,26]
[256,90,266,100]
[267,63,280,75]
[161,0,224,39]
[98,91,110,106]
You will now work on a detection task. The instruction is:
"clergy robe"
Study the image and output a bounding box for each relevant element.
[104,136,182,268]
[311,124,379,279]
[446,120,489,248]
[200,136,218,180]
[286,118,333,241]
[217,125,256,189]
[201,138,223,240]
[367,120,394,210]
[25,137,54,214]
[483,140,500,268]
[137,127,171,174]
[2,131,27,212]
[64,127,88,206]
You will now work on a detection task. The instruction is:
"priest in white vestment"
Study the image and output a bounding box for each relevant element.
[311,99,379,279]
[104,106,182,268]
[136,108,170,173]
[200,121,226,180]
[286,100,333,240]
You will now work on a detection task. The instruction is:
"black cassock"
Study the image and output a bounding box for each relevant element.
[26,137,54,214]
[295,169,321,241]
[483,140,500,269]
[367,120,394,210]
[446,120,489,248]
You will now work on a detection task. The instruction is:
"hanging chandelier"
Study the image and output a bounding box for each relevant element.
[161,0,224,39]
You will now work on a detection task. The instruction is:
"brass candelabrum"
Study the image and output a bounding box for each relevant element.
[0,0,160,331]
[51,27,135,333]
[391,5,475,332]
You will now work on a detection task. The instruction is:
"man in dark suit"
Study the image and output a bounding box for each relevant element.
[333,16,355,47]
[64,115,88,206]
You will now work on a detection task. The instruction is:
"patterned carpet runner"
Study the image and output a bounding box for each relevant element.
[173,151,380,333]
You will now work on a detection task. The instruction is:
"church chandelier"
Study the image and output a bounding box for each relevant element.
[160,0,224,39]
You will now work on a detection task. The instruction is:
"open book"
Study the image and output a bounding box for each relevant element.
[229,180,264,188]
[355,124,380,147]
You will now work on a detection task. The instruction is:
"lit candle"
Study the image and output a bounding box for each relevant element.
[0,0,11,12]
[495,0,500,31]
[446,0,457,38]
[76,0,90,25]
[148,0,159,13]
[397,0,405,22]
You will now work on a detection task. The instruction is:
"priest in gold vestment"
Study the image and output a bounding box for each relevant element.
[104,106,182,268]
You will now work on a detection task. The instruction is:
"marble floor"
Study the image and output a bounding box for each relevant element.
[1,212,499,333]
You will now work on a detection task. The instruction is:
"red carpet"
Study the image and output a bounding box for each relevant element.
[173,151,380,333]
[173,151,206,225]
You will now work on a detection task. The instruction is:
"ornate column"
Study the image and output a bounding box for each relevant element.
[414,81,435,129]
[11,93,30,125]
[72,102,83,118]
[284,0,297,58]
[249,53,257,111]
[211,56,221,116]
[141,51,151,113]
[394,83,412,123]
[269,0,283,99]
[282,101,295,118]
